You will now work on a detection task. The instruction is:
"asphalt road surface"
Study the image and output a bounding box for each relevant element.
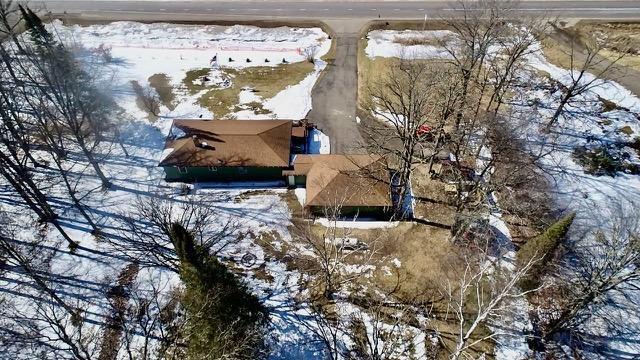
[308,35,364,154]
[35,1,640,20]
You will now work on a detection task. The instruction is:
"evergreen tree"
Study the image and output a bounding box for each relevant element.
[517,212,576,291]
[18,5,52,46]
[170,223,268,359]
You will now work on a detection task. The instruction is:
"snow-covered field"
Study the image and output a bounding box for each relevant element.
[55,21,331,120]
[365,29,454,60]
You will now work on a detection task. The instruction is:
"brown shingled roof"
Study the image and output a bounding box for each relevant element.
[291,155,392,208]
[159,119,293,168]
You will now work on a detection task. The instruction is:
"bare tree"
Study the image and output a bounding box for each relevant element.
[7,7,117,188]
[113,272,186,360]
[112,195,241,272]
[345,298,427,360]
[439,250,540,360]
[303,45,319,64]
[362,60,460,217]
[296,202,381,300]
[544,31,626,131]
[439,0,517,132]
[0,5,123,239]
[131,80,161,117]
[0,208,99,359]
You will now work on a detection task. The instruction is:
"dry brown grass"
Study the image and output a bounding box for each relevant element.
[541,23,640,72]
[276,189,499,357]
[574,22,640,71]
[539,36,575,70]
[393,33,453,47]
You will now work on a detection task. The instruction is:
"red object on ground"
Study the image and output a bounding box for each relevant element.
[416,124,433,137]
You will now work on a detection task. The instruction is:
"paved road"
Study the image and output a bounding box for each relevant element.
[308,35,364,153]
[35,1,640,20]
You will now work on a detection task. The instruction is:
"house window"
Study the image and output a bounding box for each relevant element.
[177,166,188,174]
[209,166,218,172]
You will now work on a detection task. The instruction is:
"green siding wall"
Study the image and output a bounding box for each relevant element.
[308,206,391,219]
[294,175,306,186]
[163,166,285,182]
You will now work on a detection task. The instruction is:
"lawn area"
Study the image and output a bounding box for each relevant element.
[148,73,177,111]
[182,62,316,118]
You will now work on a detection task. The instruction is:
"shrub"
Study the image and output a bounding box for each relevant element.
[517,212,576,291]
[573,146,621,176]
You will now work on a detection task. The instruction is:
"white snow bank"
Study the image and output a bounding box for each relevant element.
[526,42,640,113]
[238,88,261,104]
[56,21,331,69]
[365,30,454,59]
[314,218,400,229]
[294,188,307,206]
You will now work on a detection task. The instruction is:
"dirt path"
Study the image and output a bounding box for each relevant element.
[307,33,364,153]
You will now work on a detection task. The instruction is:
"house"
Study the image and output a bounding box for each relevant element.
[159,119,310,182]
[284,154,393,218]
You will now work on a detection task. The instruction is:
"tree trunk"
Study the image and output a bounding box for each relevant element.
[0,165,50,220]
[0,152,56,219]
[53,156,100,234]
[546,92,571,133]
[77,138,112,189]
[114,127,129,158]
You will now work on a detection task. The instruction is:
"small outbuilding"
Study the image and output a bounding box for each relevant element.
[284,154,393,218]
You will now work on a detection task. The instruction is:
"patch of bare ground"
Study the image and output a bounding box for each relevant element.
[234,189,276,203]
[573,22,640,71]
[130,80,159,122]
[392,34,451,47]
[148,73,176,111]
[412,164,457,228]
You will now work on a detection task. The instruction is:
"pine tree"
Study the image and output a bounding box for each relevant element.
[517,212,576,290]
[169,223,268,359]
[18,5,53,46]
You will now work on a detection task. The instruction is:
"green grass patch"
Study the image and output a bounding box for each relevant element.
[185,62,314,118]
[183,68,214,95]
